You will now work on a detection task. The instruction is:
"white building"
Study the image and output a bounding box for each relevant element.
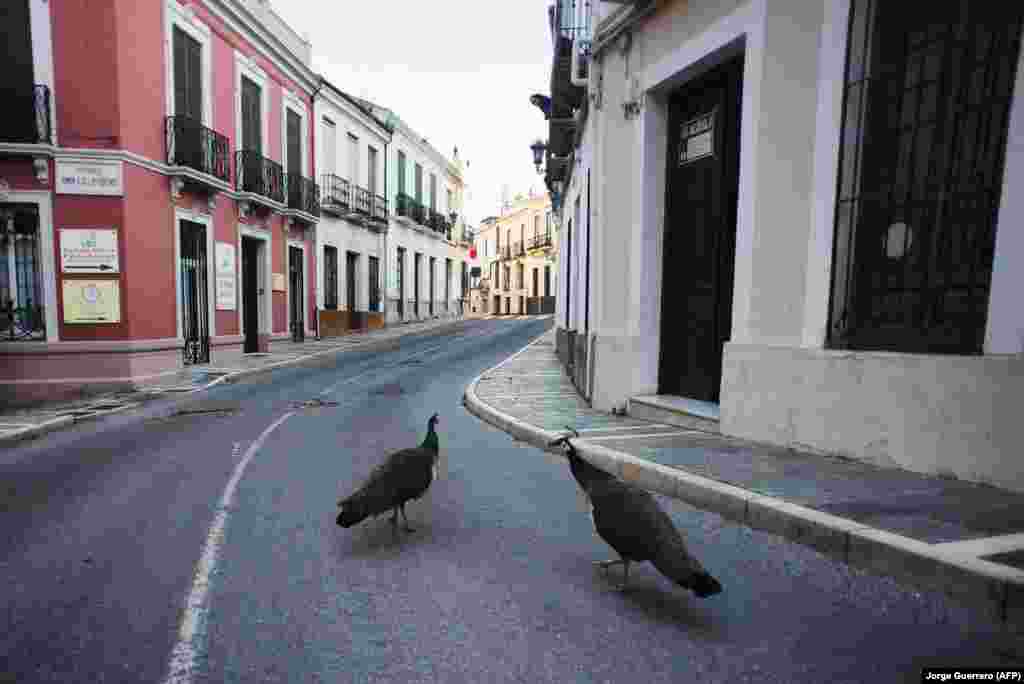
[354,99,471,323]
[545,0,1024,492]
[313,79,391,334]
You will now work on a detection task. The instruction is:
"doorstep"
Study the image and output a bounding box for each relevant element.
[629,395,721,433]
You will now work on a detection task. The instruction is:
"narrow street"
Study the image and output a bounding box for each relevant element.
[1,318,1016,683]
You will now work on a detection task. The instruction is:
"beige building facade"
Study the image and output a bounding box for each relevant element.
[474,194,557,316]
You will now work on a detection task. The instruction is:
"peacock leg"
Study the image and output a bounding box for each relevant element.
[399,503,415,532]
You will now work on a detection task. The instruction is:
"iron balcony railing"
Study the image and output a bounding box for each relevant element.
[236,150,284,203]
[514,242,526,258]
[321,173,351,212]
[396,193,429,226]
[1,84,51,144]
[428,209,450,235]
[530,232,553,249]
[165,115,231,183]
[371,194,388,223]
[286,173,320,216]
[351,186,388,223]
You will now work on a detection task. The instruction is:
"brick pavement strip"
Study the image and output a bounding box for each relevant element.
[0,318,466,448]
[463,329,1024,632]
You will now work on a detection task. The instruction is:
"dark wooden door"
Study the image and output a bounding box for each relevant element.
[242,237,260,353]
[2,0,37,143]
[397,249,405,317]
[289,246,304,342]
[346,252,357,312]
[659,55,743,402]
[180,221,209,365]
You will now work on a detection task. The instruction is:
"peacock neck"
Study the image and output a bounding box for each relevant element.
[420,427,439,453]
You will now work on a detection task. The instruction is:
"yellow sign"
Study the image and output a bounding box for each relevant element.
[62,279,121,323]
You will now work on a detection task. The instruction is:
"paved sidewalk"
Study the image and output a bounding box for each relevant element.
[1,317,466,446]
[464,328,1024,631]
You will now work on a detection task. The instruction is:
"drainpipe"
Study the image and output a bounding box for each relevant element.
[382,136,389,325]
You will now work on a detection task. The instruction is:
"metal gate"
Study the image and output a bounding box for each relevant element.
[180,220,210,364]
[289,245,304,342]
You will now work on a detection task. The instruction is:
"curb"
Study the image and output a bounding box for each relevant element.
[463,333,1024,631]
[1,319,468,449]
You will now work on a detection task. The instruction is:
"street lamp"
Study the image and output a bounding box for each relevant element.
[530,139,547,175]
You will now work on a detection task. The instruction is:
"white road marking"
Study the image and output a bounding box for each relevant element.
[579,430,705,441]
[576,424,673,433]
[162,412,295,684]
[933,532,1024,557]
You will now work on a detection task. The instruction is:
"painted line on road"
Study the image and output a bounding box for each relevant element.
[162,412,295,684]
[576,424,673,433]
[575,430,705,441]
[933,532,1024,557]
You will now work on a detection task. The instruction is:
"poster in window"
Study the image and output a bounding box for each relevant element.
[62,279,121,323]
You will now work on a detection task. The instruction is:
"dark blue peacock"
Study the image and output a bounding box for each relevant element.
[337,413,441,536]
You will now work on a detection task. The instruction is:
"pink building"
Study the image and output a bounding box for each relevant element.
[0,0,320,403]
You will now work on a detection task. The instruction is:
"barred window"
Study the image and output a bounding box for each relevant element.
[828,0,1023,353]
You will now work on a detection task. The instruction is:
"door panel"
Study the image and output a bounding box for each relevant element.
[242,238,260,353]
[2,0,37,143]
[659,56,743,402]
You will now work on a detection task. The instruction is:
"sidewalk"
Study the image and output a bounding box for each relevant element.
[0,317,466,447]
[464,329,1024,631]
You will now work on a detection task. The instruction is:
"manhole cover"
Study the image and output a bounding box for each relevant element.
[290,398,340,409]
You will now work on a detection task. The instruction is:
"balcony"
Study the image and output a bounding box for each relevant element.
[428,209,450,236]
[396,193,430,226]
[165,115,231,184]
[286,173,320,217]
[321,173,351,214]
[529,232,553,250]
[236,150,284,203]
[2,85,51,145]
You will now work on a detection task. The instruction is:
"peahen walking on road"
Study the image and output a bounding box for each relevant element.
[548,428,722,597]
[336,413,441,537]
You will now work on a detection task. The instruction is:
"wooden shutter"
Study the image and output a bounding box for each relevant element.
[367,147,377,195]
[1,0,36,142]
[241,77,261,153]
[397,151,406,195]
[286,109,301,175]
[173,26,202,121]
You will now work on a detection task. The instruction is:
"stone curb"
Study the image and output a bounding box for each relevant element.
[463,332,1024,631]
[1,319,467,449]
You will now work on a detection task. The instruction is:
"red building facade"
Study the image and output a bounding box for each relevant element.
[0,0,320,403]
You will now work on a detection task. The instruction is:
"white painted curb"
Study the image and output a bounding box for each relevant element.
[463,333,1024,630]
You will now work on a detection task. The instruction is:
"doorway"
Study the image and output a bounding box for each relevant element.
[289,245,304,342]
[241,236,262,353]
[346,251,358,312]
[179,220,210,365]
[658,54,743,403]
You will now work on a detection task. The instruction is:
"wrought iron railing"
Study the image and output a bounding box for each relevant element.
[353,185,372,217]
[396,193,429,225]
[530,232,553,249]
[321,173,350,212]
[286,173,320,216]
[2,301,45,341]
[165,115,231,183]
[235,150,285,203]
[428,210,449,235]
[371,194,388,223]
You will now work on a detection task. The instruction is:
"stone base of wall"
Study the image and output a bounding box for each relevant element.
[721,342,1024,493]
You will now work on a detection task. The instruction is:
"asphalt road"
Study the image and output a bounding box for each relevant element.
[1,317,1020,683]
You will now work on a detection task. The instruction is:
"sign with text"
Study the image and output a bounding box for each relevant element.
[56,158,124,196]
[62,279,121,323]
[215,242,237,310]
[679,109,716,166]
[60,228,119,274]
[272,273,286,292]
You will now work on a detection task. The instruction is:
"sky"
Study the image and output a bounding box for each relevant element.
[270,0,555,227]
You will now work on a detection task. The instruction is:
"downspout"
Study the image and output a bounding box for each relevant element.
[311,78,325,339]
[383,136,389,325]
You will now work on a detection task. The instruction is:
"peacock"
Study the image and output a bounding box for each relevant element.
[336,413,441,536]
[548,428,723,597]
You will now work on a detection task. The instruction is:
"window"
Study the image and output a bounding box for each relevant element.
[396,247,406,317]
[346,251,358,312]
[348,133,359,185]
[367,146,378,195]
[323,245,338,309]
[430,173,437,212]
[447,189,454,214]
[368,256,380,312]
[397,150,407,196]
[285,109,301,176]
[415,163,423,204]
[545,265,551,297]
[429,256,436,315]
[828,0,1023,354]
[517,263,524,290]
[173,26,202,122]
[445,258,451,309]
[241,76,261,153]
[533,214,540,240]
[321,117,336,177]
[0,204,44,340]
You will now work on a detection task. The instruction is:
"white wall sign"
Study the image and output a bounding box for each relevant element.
[679,110,716,166]
[215,242,237,310]
[60,228,120,273]
[56,158,124,196]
